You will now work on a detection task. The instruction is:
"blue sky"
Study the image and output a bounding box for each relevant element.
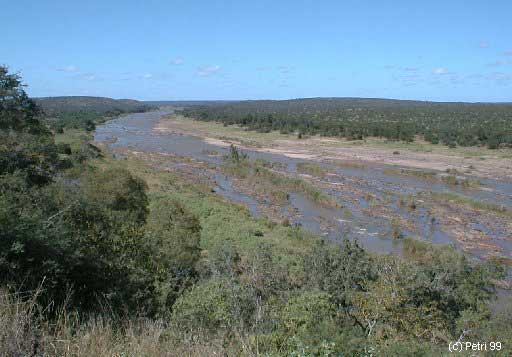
[2,0,511,101]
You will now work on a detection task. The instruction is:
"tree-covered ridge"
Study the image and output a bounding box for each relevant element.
[144,100,238,107]
[34,96,150,115]
[34,96,151,132]
[180,98,512,148]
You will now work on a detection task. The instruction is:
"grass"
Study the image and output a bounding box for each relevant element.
[54,130,323,277]
[164,114,291,147]
[351,137,434,153]
[329,160,366,169]
[389,218,405,239]
[356,136,512,159]
[296,162,327,176]
[218,135,264,148]
[383,168,437,180]
[440,175,481,188]
[427,191,510,216]
[93,151,322,278]
[223,159,339,208]
[0,288,232,356]
[383,167,481,188]
[201,148,219,156]
[171,114,512,160]
[398,194,418,210]
[55,128,93,151]
[270,190,290,202]
[490,256,512,267]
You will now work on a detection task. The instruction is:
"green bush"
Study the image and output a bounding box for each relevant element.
[171,277,256,333]
[80,167,149,223]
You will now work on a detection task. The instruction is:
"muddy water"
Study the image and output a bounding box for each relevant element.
[95,111,512,265]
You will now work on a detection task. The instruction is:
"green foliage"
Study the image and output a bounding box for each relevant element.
[72,142,103,163]
[145,194,201,271]
[0,67,45,134]
[181,98,512,149]
[296,162,327,176]
[278,291,341,349]
[0,66,60,185]
[37,96,150,132]
[47,111,104,131]
[0,67,201,317]
[223,156,338,207]
[390,217,405,239]
[80,167,149,223]
[171,277,256,333]
[1,168,152,313]
[34,96,149,116]
[351,239,502,343]
[142,195,202,316]
[427,191,510,215]
[225,144,248,163]
[306,239,375,311]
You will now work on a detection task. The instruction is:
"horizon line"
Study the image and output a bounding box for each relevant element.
[32,95,512,105]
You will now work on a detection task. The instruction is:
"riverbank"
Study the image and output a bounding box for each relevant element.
[156,114,512,182]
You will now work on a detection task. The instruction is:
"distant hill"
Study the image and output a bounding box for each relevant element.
[180,97,512,149]
[34,96,150,115]
[145,98,432,109]
[34,97,510,114]
[144,100,238,108]
[146,97,512,110]
[34,96,510,116]
[191,97,502,110]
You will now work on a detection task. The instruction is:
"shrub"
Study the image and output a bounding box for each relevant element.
[171,277,256,334]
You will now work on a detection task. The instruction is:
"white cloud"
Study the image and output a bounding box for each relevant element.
[56,65,78,72]
[486,60,504,67]
[432,67,449,75]
[277,65,292,74]
[143,73,153,79]
[487,72,512,82]
[479,41,490,49]
[402,74,420,80]
[171,57,184,65]
[403,67,419,72]
[197,65,221,77]
[392,71,421,86]
[256,66,271,72]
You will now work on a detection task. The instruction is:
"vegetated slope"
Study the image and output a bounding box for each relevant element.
[144,100,239,108]
[34,96,151,131]
[180,97,512,149]
[34,96,150,115]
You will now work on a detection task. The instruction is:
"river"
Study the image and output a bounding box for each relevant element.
[94,110,512,269]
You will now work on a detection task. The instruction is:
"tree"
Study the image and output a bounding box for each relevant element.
[0,66,45,134]
[0,67,203,316]
[80,167,149,224]
[306,239,375,312]
[0,66,58,185]
[171,277,257,334]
